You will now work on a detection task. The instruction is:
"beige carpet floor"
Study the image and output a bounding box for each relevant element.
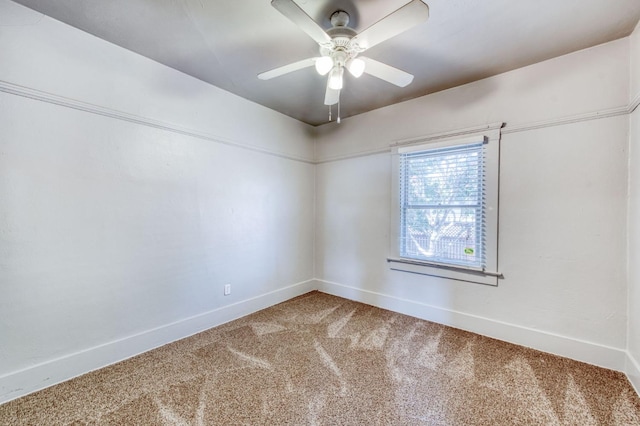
[1,291,639,425]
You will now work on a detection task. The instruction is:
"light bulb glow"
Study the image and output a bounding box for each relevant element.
[315,56,333,76]
[346,58,365,78]
[328,66,344,90]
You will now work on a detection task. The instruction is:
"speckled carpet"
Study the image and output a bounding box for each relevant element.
[1,291,639,425]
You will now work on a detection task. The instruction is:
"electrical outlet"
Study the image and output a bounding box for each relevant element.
[224,284,231,296]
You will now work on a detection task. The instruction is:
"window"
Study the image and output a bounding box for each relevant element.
[389,124,502,285]
[400,141,485,268]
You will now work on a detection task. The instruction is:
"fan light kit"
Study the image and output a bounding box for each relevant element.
[258,0,430,123]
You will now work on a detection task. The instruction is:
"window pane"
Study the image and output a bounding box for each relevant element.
[400,142,485,268]
[401,207,482,266]
[405,148,481,206]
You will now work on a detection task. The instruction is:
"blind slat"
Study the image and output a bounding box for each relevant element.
[399,141,486,268]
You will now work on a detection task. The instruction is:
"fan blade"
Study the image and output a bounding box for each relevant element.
[258,57,317,80]
[271,0,331,45]
[324,81,340,105]
[360,57,414,87]
[352,0,429,51]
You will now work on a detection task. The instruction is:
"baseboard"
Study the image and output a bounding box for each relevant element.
[3,278,632,405]
[0,279,315,405]
[316,279,627,373]
[627,351,640,396]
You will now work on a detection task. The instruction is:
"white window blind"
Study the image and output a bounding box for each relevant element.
[399,141,486,269]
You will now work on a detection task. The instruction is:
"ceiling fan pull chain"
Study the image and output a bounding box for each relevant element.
[337,98,341,124]
[329,105,332,122]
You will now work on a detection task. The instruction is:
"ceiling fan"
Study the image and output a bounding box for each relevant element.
[258,0,430,109]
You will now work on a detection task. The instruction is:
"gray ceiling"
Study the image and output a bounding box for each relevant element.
[12,0,640,126]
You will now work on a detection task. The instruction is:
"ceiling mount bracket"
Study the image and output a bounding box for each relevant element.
[330,10,350,28]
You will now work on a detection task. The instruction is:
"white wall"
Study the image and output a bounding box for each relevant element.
[631,21,640,105]
[314,38,631,371]
[0,0,315,403]
[627,20,640,395]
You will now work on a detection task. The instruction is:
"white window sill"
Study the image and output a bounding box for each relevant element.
[387,257,502,286]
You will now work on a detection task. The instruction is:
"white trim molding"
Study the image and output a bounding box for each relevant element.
[0,280,316,405]
[0,80,315,164]
[630,90,640,114]
[316,279,628,373]
[502,106,630,135]
[391,122,505,148]
[628,352,640,397]
[315,147,391,165]
[316,102,637,164]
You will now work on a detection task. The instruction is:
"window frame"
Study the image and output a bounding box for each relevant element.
[388,124,502,286]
